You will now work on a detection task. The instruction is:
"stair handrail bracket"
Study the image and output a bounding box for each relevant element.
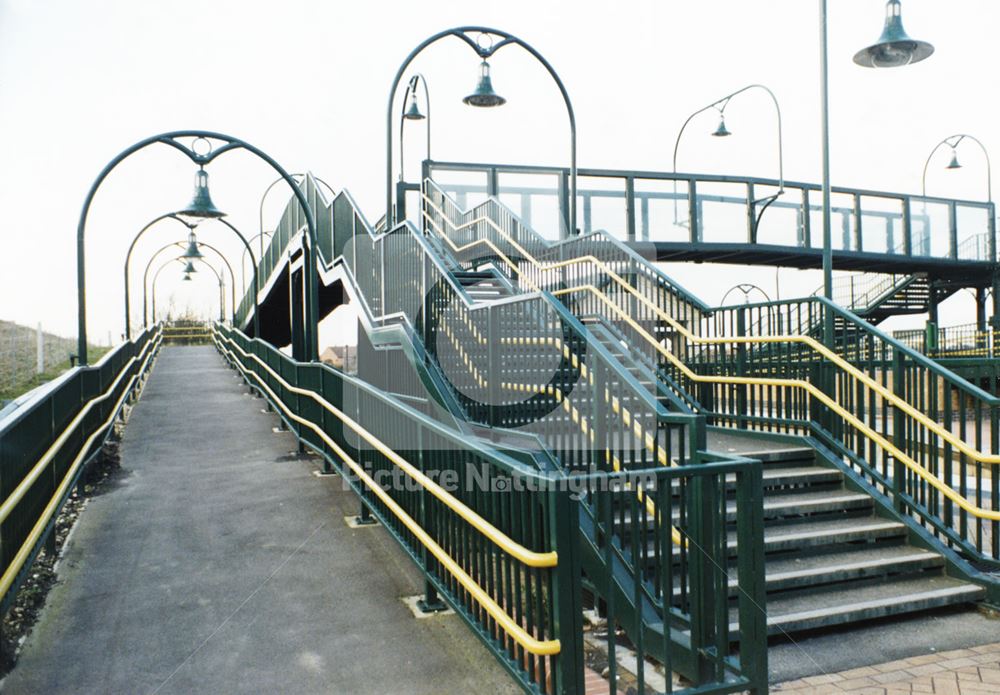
[0,325,162,615]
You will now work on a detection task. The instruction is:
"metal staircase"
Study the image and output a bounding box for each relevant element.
[417,176,996,641]
[239,174,767,693]
[818,271,960,325]
[233,171,1000,693]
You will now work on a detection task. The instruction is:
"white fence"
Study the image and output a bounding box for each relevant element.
[0,321,76,394]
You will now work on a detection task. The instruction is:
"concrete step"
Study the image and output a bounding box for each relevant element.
[614,490,873,534]
[666,546,945,599]
[732,546,944,595]
[737,574,985,636]
[747,516,907,554]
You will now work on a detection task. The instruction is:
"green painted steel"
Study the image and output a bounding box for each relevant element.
[0,325,161,616]
[426,160,996,270]
[422,162,1000,579]
[233,175,770,692]
[214,322,768,695]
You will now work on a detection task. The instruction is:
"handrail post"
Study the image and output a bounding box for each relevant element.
[688,179,699,243]
[625,177,636,242]
[891,351,907,514]
[687,472,720,683]
[734,461,768,691]
[736,308,749,429]
[548,486,584,695]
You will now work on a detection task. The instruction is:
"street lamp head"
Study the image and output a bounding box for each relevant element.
[182,230,204,259]
[711,113,732,137]
[946,149,962,170]
[853,0,934,68]
[403,90,426,120]
[176,167,225,224]
[182,260,197,274]
[463,60,506,108]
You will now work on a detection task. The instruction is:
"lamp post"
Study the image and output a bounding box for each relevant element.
[818,0,934,304]
[151,257,225,324]
[77,130,318,365]
[139,240,236,327]
[671,83,784,233]
[386,26,577,236]
[122,211,258,339]
[241,230,273,296]
[921,134,992,202]
[399,73,431,198]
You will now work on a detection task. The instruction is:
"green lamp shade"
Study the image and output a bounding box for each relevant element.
[404,91,426,120]
[463,61,506,108]
[853,0,934,68]
[177,168,225,223]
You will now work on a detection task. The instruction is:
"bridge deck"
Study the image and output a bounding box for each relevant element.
[3,346,515,694]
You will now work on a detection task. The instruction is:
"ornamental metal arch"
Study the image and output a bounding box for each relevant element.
[922,133,992,202]
[150,256,225,325]
[77,130,319,364]
[122,213,256,339]
[139,239,236,328]
[386,26,577,235]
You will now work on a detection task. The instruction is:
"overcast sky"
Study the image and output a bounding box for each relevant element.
[1,0,996,345]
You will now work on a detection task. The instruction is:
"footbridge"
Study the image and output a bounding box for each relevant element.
[4,137,1000,695]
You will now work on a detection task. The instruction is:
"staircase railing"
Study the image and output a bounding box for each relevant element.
[213,323,767,695]
[423,177,1000,570]
[815,272,918,313]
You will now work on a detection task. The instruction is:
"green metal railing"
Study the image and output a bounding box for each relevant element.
[893,322,996,359]
[214,322,767,695]
[426,160,996,263]
[234,174,770,692]
[423,171,1000,577]
[0,325,161,615]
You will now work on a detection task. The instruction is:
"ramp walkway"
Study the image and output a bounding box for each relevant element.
[2,346,516,695]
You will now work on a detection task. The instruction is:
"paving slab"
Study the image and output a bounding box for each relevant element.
[1,346,517,695]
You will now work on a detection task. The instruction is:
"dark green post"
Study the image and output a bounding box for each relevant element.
[891,351,907,514]
[736,308,749,429]
[687,473,720,683]
[734,461,768,692]
[548,487,584,695]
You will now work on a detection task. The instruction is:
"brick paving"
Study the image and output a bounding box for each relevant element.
[775,642,1000,694]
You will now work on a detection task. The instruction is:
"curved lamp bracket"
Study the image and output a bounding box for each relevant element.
[386,26,577,235]
[921,133,992,202]
[77,130,319,364]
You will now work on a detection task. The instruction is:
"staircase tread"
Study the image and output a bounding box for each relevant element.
[748,516,904,546]
[761,575,984,624]
[760,490,869,509]
[760,546,942,581]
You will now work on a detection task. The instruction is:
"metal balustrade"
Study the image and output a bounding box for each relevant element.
[426,161,996,264]
[0,325,161,615]
[422,171,1000,579]
[213,323,767,695]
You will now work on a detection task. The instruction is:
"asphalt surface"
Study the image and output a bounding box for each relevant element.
[768,604,1000,682]
[2,346,517,695]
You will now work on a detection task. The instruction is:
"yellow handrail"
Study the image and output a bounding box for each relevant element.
[214,331,560,656]
[0,333,161,525]
[423,190,1000,468]
[423,190,1000,521]
[215,332,557,569]
[0,332,160,599]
